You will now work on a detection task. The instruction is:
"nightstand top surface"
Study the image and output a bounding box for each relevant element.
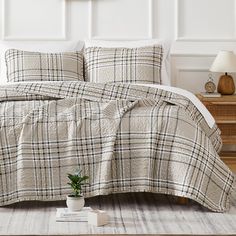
[196,94,236,102]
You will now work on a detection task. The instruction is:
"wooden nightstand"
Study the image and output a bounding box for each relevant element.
[196,94,236,172]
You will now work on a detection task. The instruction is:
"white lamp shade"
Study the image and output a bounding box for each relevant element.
[210,51,236,73]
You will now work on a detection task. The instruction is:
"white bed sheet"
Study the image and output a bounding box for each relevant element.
[137,83,215,128]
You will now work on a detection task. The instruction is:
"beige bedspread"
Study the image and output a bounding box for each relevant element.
[0,81,234,212]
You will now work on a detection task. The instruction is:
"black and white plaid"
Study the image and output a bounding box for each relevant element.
[0,81,234,212]
[5,49,84,82]
[84,45,163,84]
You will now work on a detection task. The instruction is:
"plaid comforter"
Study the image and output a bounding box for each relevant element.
[0,81,234,212]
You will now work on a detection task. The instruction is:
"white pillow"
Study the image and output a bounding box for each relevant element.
[0,41,85,84]
[84,39,171,86]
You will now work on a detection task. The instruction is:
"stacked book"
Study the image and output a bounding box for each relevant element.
[56,207,92,222]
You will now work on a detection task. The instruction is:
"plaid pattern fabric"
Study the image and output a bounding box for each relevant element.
[0,81,234,212]
[5,49,84,82]
[84,46,163,84]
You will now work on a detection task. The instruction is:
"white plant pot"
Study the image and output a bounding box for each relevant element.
[66,196,85,211]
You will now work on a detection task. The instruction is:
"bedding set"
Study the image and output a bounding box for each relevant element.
[0,40,234,212]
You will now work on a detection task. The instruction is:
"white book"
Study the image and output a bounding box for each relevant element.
[200,92,221,98]
[56,207,92,222]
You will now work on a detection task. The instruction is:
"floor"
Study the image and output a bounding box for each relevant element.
[0,191,236,235]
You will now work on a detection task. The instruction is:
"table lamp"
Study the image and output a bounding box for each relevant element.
[210,50,236,95]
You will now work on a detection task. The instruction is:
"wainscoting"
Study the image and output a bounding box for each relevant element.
[1,0,236,93]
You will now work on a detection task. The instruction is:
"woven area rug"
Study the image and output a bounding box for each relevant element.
[0,191,236,235]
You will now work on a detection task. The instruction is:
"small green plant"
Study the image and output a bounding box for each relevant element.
[67,170,89,197]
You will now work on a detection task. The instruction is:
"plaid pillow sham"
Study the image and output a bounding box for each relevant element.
[5,49,84,82]
[84,45,163,84]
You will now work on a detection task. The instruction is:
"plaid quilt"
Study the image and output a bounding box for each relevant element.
[0,81,234,212]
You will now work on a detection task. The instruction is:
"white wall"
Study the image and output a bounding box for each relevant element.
[0,0,236,93]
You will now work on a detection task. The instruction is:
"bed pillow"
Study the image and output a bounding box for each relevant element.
[84,39,170,85]
[0,41,84,84]
[5,49,84,82]
[84,45,163,84]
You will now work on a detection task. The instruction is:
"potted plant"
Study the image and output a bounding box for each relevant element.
[66,170,89,211]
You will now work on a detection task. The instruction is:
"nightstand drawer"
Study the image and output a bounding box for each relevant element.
[221,136,236,144]
[218,124,236,136]
[220,153,236,172]
[205,104,236,117]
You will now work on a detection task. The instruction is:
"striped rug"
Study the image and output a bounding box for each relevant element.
[0,191,236,235]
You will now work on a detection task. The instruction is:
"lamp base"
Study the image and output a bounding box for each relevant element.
[217,74,235,95]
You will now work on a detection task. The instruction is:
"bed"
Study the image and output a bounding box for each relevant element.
[0,40,234,212]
